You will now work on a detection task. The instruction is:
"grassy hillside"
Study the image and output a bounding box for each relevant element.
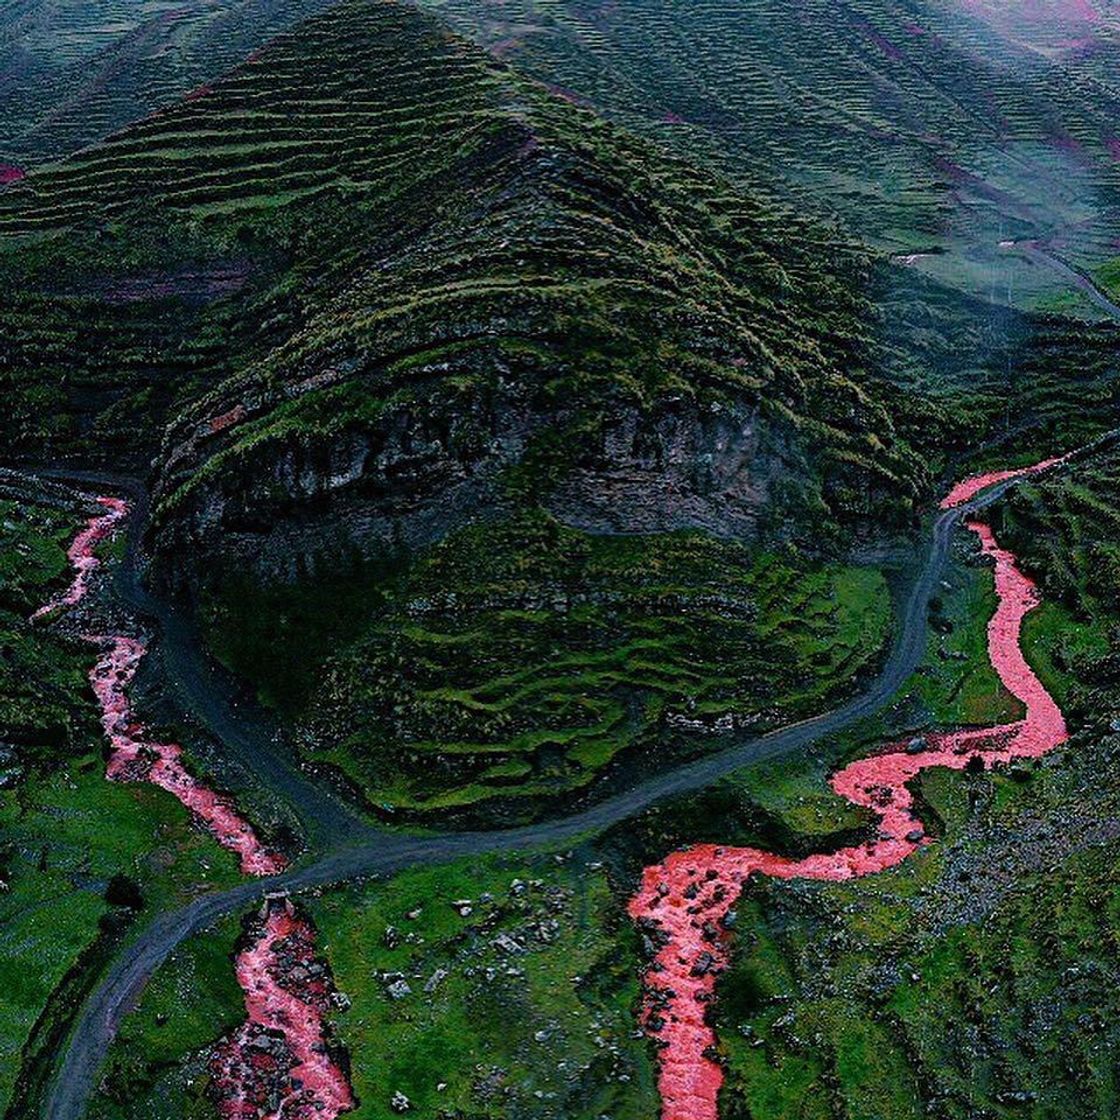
[89,851,657,1120]
[0,477,243,1119]
[0,0,336,166]
[417,0,1120,307]
[988,440,1120,726]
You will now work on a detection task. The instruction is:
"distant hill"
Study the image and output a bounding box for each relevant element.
[0,0,335,166]
[416,0,1120,308]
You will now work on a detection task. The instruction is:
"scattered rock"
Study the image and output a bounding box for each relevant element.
[386,979,412,1000]
[424,968,448,993]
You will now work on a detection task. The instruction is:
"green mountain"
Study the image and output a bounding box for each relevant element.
[416,0,1120,309]
[4,0,1120,818]
[0,0,930,561]
[7,6,1120,1120]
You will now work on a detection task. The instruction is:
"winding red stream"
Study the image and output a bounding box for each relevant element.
[210,901,355,1120]
[628,458,1070,1120]
[33,496,285,875]
[37,495,355,1118]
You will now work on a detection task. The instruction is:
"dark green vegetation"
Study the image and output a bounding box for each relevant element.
[89,851,658,1120]
[0,481,241,1118]
[419,0,1120,306]
[0,0,923,538]
[205,510,891,821]
[0,482,91,775]
[0,0,335,166]
[85,914,244,1120]
[75,443,1120,1120]
[0,0,951,817]
[992,441,1120,726]
[685,449,1120,1119]
[7,5,1120,1119]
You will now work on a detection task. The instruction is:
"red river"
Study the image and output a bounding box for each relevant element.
[210,900,356,1120]
[34,496,285,876]
[36,495,354,1119]
[628,457,1070,1120]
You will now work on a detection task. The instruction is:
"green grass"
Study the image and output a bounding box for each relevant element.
[87,917,243,1120]
[906,548,1019,729]
[88,851,658,1120]
[712,738,1120,1119]
[703,447,1120,1119]
[1093,257,1120,302]
[200,508,892,821]
[1021,601,1112,715]
[0,761,243,1112]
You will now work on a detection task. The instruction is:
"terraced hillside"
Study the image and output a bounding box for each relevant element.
[0,0,335,166]
[0,0,931,561]
[418,0,1120,307]
[203,511,892,822]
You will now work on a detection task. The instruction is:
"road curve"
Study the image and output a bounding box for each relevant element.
[1010,240,1120,321]
[22,452,1091,1120]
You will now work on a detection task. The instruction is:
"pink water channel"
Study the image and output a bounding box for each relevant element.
[210,902,355,1120]
[628,456,1070,1120]
[37,495,355,1119]
[34,496,285,876]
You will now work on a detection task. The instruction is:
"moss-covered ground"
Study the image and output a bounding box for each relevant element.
[202,509,892,823]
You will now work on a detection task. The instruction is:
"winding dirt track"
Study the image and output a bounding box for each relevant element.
[11,450,1090,1120]
[1011,240,1120,321]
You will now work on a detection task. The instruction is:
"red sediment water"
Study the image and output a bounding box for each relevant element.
[629,468,1069,1120]
[90,635,286,875]
[0,164,26,185]
[210,902,355,1120]
[34,497,285,876]
[939,454,1067,510]
[31,497,129,620]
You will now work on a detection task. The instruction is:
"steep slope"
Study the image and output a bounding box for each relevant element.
[0,0,946,819]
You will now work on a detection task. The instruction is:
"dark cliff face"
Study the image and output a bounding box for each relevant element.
[150,386,806,590]
[546,399,794,539]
